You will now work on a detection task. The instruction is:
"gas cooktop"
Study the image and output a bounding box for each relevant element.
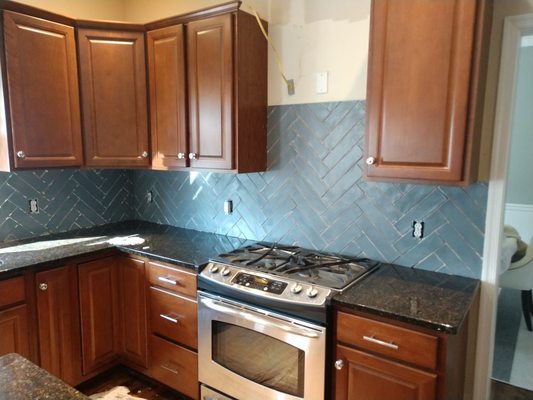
[213,242,380,290]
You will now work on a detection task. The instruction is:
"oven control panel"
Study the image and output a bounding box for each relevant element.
[200,262,332,306]
[232,272,287,294]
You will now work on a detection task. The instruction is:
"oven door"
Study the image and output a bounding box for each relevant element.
[198,292,326,400]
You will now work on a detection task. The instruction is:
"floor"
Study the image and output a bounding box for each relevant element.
[77,366,188,400]
[493,288,533,390]
[492,379,533,400]
[77,365,533,400]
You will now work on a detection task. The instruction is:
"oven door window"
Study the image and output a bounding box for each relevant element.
[212,321,305,397]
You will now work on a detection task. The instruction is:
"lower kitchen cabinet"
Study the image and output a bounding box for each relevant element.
[333,311,469,400]
[147,259,199,399]
[78,256,121,375]
[35,265,82,385]
[335,344,436,400]
[0,276,30,359]
[118,256,148,369]
[0,305,30,358]
[149,334,198,399]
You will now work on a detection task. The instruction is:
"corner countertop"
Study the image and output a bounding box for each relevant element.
[332,263,480,334]
[0,220,250,276]
[0,353,88,399]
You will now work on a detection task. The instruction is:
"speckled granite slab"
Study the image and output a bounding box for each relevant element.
[0,220,249,275]
[332,263,480,334]
[0,353,88,399]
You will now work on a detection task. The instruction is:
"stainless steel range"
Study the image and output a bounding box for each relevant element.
[197,243,379,400]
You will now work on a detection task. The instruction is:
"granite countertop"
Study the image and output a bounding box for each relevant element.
[0,220,249,275]
[0,353,88,399]
[332,263,480,334]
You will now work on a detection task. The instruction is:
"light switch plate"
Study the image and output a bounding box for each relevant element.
[316,72,328,94]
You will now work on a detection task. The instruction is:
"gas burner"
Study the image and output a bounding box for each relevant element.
[214,242,379,290]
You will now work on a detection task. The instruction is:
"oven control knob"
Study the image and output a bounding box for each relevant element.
[306,287,319,298]
[290,284,303,294]
[209,265,219,273]
[221,267,231,277]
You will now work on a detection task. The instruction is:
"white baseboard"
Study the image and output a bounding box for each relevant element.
[505,203,533,242]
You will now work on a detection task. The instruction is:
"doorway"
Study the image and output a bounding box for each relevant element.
[473,12,533,400]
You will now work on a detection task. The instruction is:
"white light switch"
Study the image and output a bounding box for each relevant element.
[316,72,328,94]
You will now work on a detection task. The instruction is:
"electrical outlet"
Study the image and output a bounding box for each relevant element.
[147,190,154,204]
[412,221,424,239]
[224,200,233,215]
[29,199,39,214]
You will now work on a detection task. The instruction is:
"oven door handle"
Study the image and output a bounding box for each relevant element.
[200,296,321,339]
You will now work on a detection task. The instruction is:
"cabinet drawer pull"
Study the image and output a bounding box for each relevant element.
[158,276,178,285]
[161,363,179,374]
[177,152,185,159]
[160,313,179,324]
[363,335,399,350]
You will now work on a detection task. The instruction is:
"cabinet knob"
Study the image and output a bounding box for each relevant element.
[141,151,149,158]
[334,359,344,370]
[39,283,48,291]
[366,157,375,165]
[177,153,185,159]
[16,151,25,159]
[189,153,197,160]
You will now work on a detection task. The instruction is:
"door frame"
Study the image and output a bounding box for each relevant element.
[473,13,533,400]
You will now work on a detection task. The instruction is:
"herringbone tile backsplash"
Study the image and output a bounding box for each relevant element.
[0,169,133,242]
[134,101,488,278]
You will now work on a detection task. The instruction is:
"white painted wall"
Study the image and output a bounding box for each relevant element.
[505,204,533,242]
[122,0,371,105]
[16,0,125,20]
[505,45,533,205]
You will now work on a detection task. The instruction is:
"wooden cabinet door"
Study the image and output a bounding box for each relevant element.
[78,257,120,375]
[0,305,30,358]
[147,25,188,170]
[187,14,234,170]
[35,265,82,385]
[78,29,149,168]
[334,344,436,400]
[118,256,148,369]
[3,11,83,169]
[365,0,478,183]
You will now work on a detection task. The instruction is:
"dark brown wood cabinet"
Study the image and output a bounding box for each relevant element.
[365,0,491,184]
[146,5,267,173]
[77,28,150,168]
[333,311,468,400]
[78,256,120,375]
[335,344,436,400]
[1,10,83,170]
[147,25,188,170]
[35,265,82,386]
[0,275,30,359]
[186,10,267,172]
[118,256,148,369]
[147,259,199,399]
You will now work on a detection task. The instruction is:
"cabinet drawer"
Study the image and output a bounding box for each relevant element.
[150,287,197,349]
[0,276,25,309]
[150,334,198,400]
[148,260,196,297]
[336,312,438,370]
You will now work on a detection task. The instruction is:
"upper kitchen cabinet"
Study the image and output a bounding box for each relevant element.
[147,25,188,170]
[364,0,492,184]
[77,27,150,168]
[147,3,267,172]
[1,10,83,170]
